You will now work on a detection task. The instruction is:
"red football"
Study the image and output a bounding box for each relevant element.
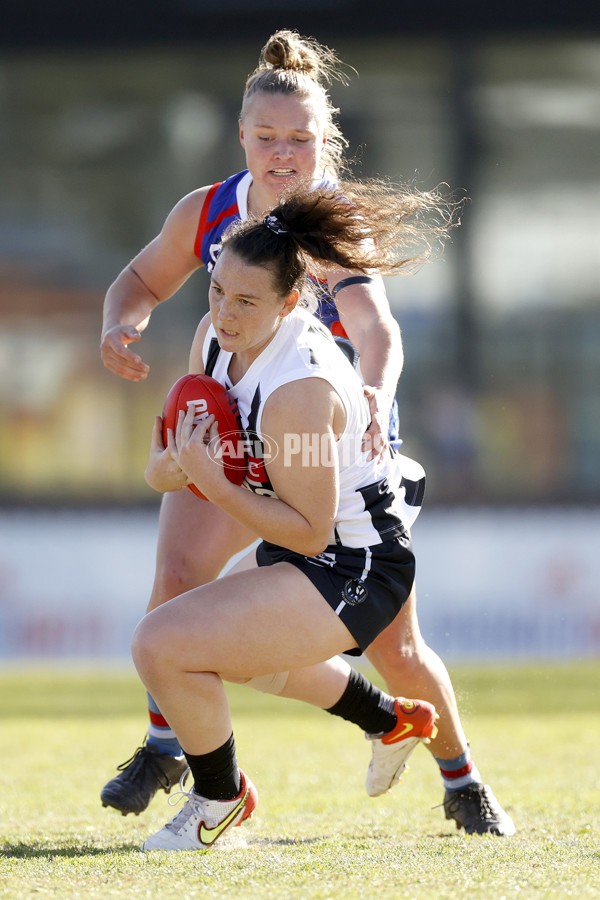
[162,374,247,500]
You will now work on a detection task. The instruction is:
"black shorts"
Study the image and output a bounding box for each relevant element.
[255,535,415,654]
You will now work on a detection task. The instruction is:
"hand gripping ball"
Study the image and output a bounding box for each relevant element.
[162,373,247,500]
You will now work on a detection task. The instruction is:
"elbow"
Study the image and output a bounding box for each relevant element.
[303,542,328,558]
[296,529,331,558]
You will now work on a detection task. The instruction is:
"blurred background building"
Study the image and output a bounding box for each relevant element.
[1,2,598,660]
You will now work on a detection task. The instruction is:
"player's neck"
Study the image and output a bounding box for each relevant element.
[227,326,282,384]
[246,181,277,218]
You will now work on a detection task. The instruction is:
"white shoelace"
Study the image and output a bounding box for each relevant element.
[162,768,203,834]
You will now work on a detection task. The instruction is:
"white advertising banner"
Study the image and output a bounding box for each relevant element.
[411,508,600,659]
[0,508,598,661]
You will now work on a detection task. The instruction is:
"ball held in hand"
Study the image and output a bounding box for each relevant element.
[162,374,247,500]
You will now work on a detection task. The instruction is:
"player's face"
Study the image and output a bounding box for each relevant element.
[209,248,298,370]
[239,92,327,208]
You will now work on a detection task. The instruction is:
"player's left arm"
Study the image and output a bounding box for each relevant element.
[328,272,403,460]
[145,416,192,493]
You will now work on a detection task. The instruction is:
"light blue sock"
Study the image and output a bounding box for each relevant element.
[146,692,183,757]
[435,746,482,791]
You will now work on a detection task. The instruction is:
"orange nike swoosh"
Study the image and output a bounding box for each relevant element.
[198,785,249,846]
[385,722,414,743]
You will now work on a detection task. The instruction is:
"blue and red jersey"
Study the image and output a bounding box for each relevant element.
[193,170,342,333]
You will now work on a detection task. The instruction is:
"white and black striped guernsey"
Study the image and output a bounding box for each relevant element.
[202,308,425,549]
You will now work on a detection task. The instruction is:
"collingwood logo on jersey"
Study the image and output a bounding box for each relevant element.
[342,579,368,606]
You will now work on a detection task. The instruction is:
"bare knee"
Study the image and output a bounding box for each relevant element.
[365,590,427,681]
[151,544,211,609]
[131,612,172,691]
[149,497,254,611]
[368,634,424,684]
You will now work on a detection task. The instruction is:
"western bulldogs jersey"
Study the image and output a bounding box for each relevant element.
[194,171,252,272]
[202,308,424,549]
[194,169,341,330]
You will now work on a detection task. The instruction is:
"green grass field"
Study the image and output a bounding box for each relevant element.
[1,661,598,899]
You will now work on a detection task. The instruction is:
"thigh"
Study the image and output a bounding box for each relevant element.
[257,539,415,654]
[142,562,359,678]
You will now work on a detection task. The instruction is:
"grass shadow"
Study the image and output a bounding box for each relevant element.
[1,835,324,859]
[0,840,141,858]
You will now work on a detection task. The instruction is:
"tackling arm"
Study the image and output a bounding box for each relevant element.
[100,188,208,381]
[328,272,403,458]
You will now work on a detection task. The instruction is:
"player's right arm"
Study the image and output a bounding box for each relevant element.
[100,187,211,381]
[144,313,212,494]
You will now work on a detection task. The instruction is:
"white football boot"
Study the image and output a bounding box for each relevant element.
[142,768,257,851]
[366,697,438,797]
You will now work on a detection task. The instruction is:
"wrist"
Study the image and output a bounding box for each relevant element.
[202,473,239,507]
[367,383,394,399]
